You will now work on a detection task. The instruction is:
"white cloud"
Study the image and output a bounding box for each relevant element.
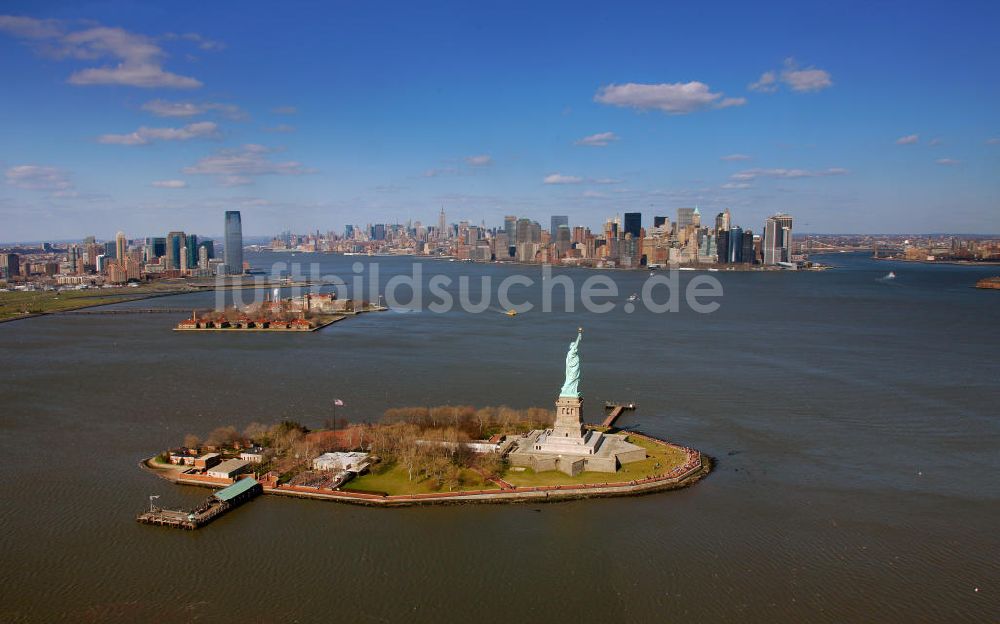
[896,134,919,145]
[98,121,219,145]
[592,177,622,185]
[151,179,187,188]
[986,138,1000,145]
[575,131,619,147]
[272,105,298,115]
[748,71,778,93]
[751,58,833,94]
[731,167,849,181]
[141,99,245,119]
[935,158,960,166]
[720,182,752,189]
[544,173,584,185]
[183,144,313,186]
[594,81,745,114]
[263,124,296,133]
[582,190,607,198]
[464,154,493,166]
[721,153,751,161]
[0,16,203,88]
[423,167,459,178]
[0,15,61,39]
[928,137,943,147]
[5,165,73,191]
[782,65,833,92]
[163,32,225,52]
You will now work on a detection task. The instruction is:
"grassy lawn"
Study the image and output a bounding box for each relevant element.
[502,434,689,488]
[343,463,499,495]
[0,286,184,319]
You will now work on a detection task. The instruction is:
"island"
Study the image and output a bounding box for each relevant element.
[139,330,710,526]
[174,292,385,332]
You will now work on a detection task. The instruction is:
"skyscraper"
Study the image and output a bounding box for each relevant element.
[550,215,569,238]
[623,212,641,239]
[198,239,214,260]
[677,207,695,229]
[763,214,793,265]
[742,230,756,264]
[224,211,244,275]
[0,253,19,279]
[438,207,447,240]
[504,215,517,245]
[115,231,126,262]
[166,231,186,270]
[727,226,743,263]
[715,209,731,232]
[185,234,199,269]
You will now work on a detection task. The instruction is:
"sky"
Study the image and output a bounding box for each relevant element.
[1,0,998,242]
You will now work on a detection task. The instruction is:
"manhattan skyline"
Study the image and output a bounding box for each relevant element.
[1,1,999,241]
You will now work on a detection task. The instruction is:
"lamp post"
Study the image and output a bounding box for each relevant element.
[148,494,160,513]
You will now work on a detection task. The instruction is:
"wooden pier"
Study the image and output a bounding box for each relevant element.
[602,401,636,428]
[137,478,261,530]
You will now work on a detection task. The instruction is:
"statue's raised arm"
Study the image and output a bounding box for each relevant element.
[559,329,583,398]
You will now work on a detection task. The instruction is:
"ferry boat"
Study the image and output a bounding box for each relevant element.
[506,309,518,317]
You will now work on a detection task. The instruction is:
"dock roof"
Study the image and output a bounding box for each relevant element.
[214,478,260,502]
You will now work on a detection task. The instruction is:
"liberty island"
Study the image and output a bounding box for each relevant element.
[139,328,708,515]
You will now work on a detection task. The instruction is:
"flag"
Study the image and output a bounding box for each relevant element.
[334,399,344,406]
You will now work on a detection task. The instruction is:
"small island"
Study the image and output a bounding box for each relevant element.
[140,330,710,526]
[174,292,384,332]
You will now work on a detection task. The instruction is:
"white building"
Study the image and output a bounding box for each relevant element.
[207,459,250,480]
[312,452,370,473]
[239,447,270,463]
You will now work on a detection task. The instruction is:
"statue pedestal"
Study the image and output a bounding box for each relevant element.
[552,396,585,439]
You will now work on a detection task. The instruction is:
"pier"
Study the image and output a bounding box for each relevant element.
[137,478,261,530]
[602,401,636,428]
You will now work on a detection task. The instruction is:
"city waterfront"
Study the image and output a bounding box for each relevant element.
[0,252,997,622]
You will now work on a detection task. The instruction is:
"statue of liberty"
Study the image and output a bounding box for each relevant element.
[559,328,583,397]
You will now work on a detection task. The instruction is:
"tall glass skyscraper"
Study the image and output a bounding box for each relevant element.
[166,231,186,270]
[550,215,568,238]
[623,212,641,239]
[763,213,793,265]
[224,210,243,275]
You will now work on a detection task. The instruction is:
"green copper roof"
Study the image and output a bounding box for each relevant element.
[214,478,259,502]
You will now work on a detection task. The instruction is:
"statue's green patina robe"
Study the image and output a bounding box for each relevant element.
[559,330,582,397]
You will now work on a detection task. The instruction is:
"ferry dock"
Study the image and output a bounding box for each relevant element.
[137,478,261,530]
[602,401,636,428]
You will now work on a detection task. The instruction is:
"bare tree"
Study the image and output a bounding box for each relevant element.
[243,422,269,445]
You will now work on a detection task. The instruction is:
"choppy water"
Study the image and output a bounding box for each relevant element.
[0,253,997,622]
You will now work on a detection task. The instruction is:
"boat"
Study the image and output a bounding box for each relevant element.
[886,271,896,279]
[506,309,518,317]
[627,294,638,302]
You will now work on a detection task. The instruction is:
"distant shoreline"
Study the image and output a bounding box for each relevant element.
[871,256,1000,267]
[0,280,314,325]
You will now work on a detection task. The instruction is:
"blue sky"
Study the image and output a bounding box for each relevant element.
[1,0,998,241]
